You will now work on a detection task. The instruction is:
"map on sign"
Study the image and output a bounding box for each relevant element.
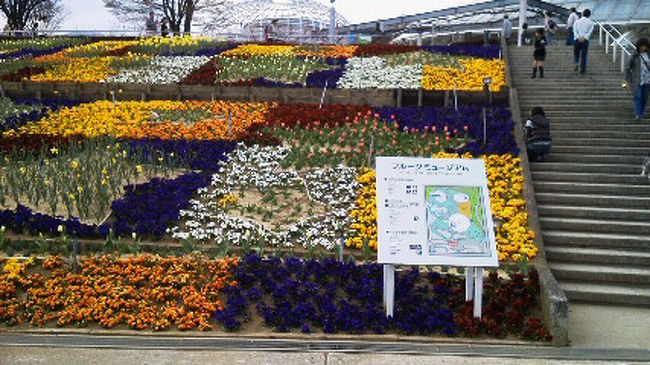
[425,185,490,257]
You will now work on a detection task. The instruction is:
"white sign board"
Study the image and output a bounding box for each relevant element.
[376,157,498,267]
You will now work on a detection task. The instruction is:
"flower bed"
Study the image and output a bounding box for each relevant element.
[5,100,269,140]
[0,255,237,330]
[422,59,506,92]
[0,38,86,60]
[214,55,329,85]
[107,56,210,84]
[0,99,534,264]
[217,254,550,340]
[0,98,79,133]
[2,39,505,91]
[0,94,551,341]
[0,254,550,341]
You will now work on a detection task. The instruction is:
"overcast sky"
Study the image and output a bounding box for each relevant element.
[2,0,483,30]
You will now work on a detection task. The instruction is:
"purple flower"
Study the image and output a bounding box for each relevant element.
[110,172,213,238]
[421,45,501,59]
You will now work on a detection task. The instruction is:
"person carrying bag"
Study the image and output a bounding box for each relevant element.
[626,38,650,120]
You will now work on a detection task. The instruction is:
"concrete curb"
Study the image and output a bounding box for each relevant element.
[0,328,543,347]
[503,39,570,347]
[0,81,509,108]
[1,333,648,361]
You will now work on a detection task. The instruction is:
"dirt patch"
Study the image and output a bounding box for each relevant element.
[225,185,328,231]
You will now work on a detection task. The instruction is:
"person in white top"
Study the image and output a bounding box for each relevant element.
[502,15,513,44]
[566,8,579,46]
[573,9,594,74]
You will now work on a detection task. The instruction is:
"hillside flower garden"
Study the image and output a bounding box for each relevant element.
[0,38,547,341]
[0,37,505,91]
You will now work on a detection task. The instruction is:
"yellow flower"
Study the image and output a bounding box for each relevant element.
[19,167,26,175]
[218,194,238,207]
[136,165,143,173]
[50,147,58,154]
[422,58,506,91]
[77,186,84,193]
[71,160,79,169]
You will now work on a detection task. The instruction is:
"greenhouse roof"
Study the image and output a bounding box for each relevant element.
[203,0,348,33]
[544,0,650,23]
[348,0,650,36]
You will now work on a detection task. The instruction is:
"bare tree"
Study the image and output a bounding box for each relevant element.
[0,0,63,30]
[32,0,67,30]
[104,0,213,35]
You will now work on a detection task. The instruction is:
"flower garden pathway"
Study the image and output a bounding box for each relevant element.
[510,45,650,307]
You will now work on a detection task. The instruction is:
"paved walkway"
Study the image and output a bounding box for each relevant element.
[0,348,639,365]
[1,303,648,363]
[569,303,650,349]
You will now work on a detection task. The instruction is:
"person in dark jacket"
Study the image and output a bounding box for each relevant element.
[626,38,650,119]
[524,107,552,162]
[532,29,547,78]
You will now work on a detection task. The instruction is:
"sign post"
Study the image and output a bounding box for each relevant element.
[376,157,499,319]
[383,264,395,317]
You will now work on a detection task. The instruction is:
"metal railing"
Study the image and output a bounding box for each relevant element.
[597,21,636,72]
[1,29,355,45]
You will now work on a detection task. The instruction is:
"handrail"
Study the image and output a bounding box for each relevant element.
[603,22,635,50]
[596,20,635,72]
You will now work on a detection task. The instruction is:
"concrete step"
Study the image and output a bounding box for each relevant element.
[512,78,625,83]
[540,217,650,235]
[529,116,647,123]
[511,72,624,77]
[542,111,641,118]
[550,138,650,147]
[532,171,650,184]
[531,162,640,174]
[550,123,650,131]
[519,101,634,108]
[534,180,650,195]
[517,97,633,103]
[538,204,650,221]
[545,246,650,266]
[513,86,632,91]
[558,281,650,306]
[551,145,650,155]
[542,230,650,250]
[535,192,650,208]
[549,262,650,285]
[546,154,648,165]
[517,98,632,104]
[510,51,608,57]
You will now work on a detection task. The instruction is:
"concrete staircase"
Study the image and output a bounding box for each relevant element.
[509,45,650,306]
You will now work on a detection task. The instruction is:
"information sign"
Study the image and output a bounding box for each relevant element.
[376,157,499,267]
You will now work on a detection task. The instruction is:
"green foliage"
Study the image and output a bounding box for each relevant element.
[271,117,463,169]
[215,55,328,84]
[0,137,178,223]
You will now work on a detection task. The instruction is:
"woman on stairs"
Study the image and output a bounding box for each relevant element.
[524,107,552,162]
[532,29,547,79]
[626,38,650,120]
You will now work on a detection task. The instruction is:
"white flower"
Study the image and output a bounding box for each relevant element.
[106,56,209,84]
[171,144,358,250]
[337,57,422,90]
